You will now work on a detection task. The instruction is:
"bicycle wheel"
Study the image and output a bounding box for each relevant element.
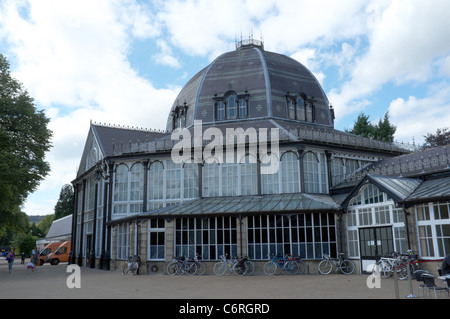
[130,262,139,275]
[232,262,248,276]
[340,259,355,275]
[296,259,307,275]
[285,261,299,275]
[381,264,393,279]
[166,262,179,276]
[318,260,333,275]
[185,263,197,276]
[263,261,277,275]
[195,262,206,275]
[213,262,227,276]
[245,260,255,276]
[121,262,130,275]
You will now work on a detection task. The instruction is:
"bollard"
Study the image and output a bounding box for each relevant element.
[393,266,400,299]
[406,262,418,298]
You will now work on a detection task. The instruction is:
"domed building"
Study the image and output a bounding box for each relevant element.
[70,40,450,275]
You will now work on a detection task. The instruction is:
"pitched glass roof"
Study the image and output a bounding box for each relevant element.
[109,193,341,224]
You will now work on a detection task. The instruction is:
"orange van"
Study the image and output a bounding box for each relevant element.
[38,242,62,266]
[46,241,71,265]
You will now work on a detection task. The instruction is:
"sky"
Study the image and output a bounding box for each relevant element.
[1,0,450,216]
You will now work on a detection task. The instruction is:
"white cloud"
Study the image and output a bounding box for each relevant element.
[330,0,450,119]
[0,0,179,215]
[152,39,181,68]
[389,83,450,144]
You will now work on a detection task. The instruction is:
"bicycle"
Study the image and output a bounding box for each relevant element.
[166,256,197,276]
[122,255,140,275]
[396,250,420,280]
[192,253,206,275]
[263,254,300,275]
[318,253,355,275]
[213,254,249,276]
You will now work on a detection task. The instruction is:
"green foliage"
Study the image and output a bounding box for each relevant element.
[54,184,74,220]
[37,214,55,238]
[422,127,450,149]
[347,111,396,143]
[12,233,37,255]
[0,54,52,228]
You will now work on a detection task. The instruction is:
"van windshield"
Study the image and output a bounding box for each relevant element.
[40,248,50,256]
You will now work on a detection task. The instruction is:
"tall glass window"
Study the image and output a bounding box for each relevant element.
[165,161,181,200]
[280,152,300,193]
[222,163,238,196]
[416,202,450,258]
[175,216,237,260]
[183,162,199,199]
[216,101,225,120]
[247,213,337,260]
[240,155,258,196]
[148,219,165,260]
[203,161,220,197]
[304,152,320,193]
[130,163,144,213]
[113,164,129,214]
[227,95,237,119]
[117,223,129,260]
[239,98,248,118]
[297,96,305,121]
[261,153,279,195]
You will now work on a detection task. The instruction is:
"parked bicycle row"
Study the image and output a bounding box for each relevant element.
[372,250,420,280]
[160,253,356,276]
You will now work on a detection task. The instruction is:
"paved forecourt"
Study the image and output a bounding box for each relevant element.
[0,258,419,299]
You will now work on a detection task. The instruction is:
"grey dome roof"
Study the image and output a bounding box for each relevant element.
[166,41,332,132]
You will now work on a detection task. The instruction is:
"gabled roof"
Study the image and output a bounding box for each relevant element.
[45,214,72,239]
[401,175,450,205]
[341,175,422,210]
[91,123,169,157]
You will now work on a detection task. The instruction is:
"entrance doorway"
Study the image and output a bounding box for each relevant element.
[359,226,394,273]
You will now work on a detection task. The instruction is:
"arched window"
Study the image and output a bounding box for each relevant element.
[183,161,199,199]
[165,161,181,200]
[113,164,129,214]
[216,101,225,121]
[286,94,309,121]
[214,91,249,121]
[296,96,305,121]
[281,152,300,193]
[304,152,327,193]
[130,163,144,213]
[227,94,237,119]
[304,152,320,193]
[148,161,164,201]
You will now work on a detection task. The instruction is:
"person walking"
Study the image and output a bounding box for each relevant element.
[6,248,15,273]
[31,247,38,266]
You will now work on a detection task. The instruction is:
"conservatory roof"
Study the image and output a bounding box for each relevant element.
[109,193,341,224]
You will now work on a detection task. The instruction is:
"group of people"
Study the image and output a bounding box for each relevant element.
[5,247,40,273]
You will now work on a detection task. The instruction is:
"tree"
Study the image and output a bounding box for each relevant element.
[347,112,374,139]
[347,111,396,143]
[54,184,74,220]
[0,54,52,227]
[422,127,450,149]
[37,214,55,238]
[372,112,397,143]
